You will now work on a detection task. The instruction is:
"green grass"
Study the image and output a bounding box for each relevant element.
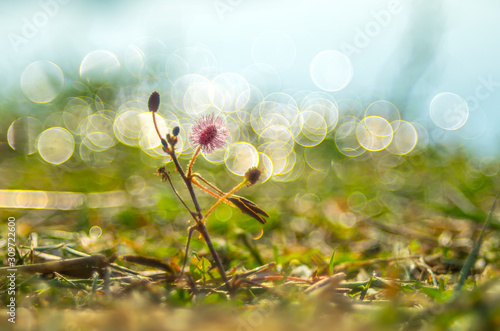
[1,145,499,330]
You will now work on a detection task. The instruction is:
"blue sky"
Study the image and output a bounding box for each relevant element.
[1,0,499,156]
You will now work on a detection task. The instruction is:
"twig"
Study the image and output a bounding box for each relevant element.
[121,255,174,273]
[64,246,140,276]
[0,254,111,278]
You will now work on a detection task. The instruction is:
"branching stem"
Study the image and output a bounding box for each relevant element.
[187,146,201,178]
[163,136,231,291]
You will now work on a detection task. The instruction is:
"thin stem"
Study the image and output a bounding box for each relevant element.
[192,173,224,195]
[191,177,236,208]
[150,99,230,291]
[167,148,203,221]
[162,169,197,219]
[197,222,229,286]
[187,146,201,178]
[165,138,230,291]
[454,193,498,293]
[151,112,163,144]
[200,180,247,224]
[180,225,197,277]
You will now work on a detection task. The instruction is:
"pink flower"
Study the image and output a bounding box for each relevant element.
[189,114,230,154]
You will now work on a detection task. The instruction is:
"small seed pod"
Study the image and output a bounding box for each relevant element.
[172,126,180,137]
[245,167,261,187]
[148,91,160,112]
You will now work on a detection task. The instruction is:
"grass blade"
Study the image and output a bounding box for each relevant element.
[454,194,498,293]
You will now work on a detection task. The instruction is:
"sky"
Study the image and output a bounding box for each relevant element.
[1,0,500,156]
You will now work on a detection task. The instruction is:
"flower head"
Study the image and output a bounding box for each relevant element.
[189,114,230,154]
[245,167,261,187]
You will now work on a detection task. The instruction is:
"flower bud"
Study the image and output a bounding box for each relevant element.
[148,91,160,112]
[245,167,261,187]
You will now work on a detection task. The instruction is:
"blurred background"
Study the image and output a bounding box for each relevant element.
[2,3,500,329]
[0,0,499,261]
